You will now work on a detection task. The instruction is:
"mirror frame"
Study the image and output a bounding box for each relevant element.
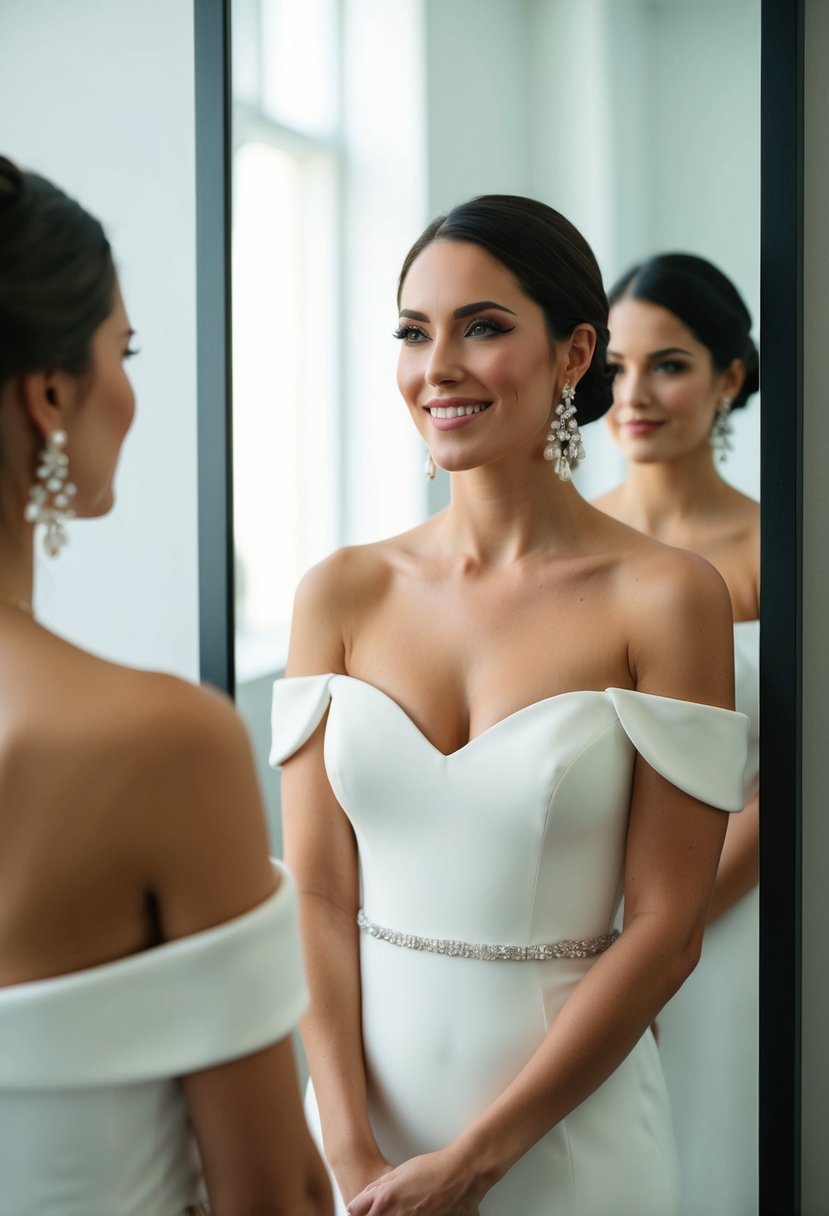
[194,2,804,1209]
[759,1,803,1211]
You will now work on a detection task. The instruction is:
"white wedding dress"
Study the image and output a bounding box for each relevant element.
[0,861,307,1216]
[657,620,760,1216]
[271,676,749,1216]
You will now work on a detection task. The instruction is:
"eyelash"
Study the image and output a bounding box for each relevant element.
[123,346,140,360]
[607,360,689,376]
[393,316,514,343]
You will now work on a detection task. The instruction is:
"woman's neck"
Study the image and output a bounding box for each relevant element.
[0,496,36,607]
[616,448,734,540]
[439,456,595,565]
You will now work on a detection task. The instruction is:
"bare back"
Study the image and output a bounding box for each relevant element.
[0,617,275,987]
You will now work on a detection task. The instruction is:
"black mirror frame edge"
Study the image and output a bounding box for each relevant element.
[196,0,235,697]
[759,1,804,1213]
[195,0,805,1209]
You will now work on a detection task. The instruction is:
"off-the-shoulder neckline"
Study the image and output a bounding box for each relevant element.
[278,673,743,762]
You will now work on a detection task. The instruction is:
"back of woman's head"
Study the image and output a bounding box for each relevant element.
[608,252,759,409]
[398,194,614,425]
[0,155,115,392]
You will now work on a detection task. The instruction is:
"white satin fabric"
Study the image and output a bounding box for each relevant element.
[658,620,760,1216]
[272,676,749,1216]
[0,861,307,1216]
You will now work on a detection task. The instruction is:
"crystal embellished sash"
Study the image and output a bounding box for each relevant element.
[357,910,619,962]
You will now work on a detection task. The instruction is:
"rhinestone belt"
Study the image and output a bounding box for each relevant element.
[357,910,619,962]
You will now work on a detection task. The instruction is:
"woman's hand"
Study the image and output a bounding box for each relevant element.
[344,1147,485,1215]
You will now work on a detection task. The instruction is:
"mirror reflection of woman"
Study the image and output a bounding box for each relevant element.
[0,157,331,1216]
[273,197,749,1216]
[595,253,760,1216]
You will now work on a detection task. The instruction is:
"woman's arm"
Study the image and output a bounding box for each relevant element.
[183,1038,332,1216]
[281,557,392,1204]
[130,677,332,1216]
[346,551,737,1216]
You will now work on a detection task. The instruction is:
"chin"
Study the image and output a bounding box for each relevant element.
[83,490,116,518]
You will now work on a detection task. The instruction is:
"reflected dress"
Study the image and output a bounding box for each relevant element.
[271,677,749,1216]
[657,621,760,1216]
[0,861,307,1216]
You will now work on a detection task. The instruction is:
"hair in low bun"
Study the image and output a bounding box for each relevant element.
[0,157,24,211]
[609,253,758,410]
[0,155,115,391]
[398,195,613,425]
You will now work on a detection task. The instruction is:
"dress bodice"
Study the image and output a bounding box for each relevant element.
[272,678,749,946]
[0,861,307,1216]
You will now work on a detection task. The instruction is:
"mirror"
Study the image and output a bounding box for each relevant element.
[226,0,762,1210]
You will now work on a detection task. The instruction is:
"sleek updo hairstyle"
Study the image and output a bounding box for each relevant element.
[0,155,116,393]
[608,253,759,410]
[397,194,614,425]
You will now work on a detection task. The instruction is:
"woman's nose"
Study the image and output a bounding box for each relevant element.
[425,337,463,386]
[613,367,648,408]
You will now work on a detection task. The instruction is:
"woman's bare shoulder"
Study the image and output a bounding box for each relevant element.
[619,542,734,704]
[4,628,245,770]
[296,525,432,606]
[287,528,431,674]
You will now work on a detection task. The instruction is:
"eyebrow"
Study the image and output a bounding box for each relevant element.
[399,300,517,322]
[607,345,694,360]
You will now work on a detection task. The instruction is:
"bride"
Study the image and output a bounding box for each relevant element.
[272,195,749,1216]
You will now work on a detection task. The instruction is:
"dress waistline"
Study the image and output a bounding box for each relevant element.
[357,909,619,962]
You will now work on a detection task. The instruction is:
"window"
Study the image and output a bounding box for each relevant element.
[232,0,341,678]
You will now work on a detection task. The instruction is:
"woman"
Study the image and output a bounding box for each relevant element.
[272,197,749,1216]
[595,252,760,1216]
[0,156,331,1216]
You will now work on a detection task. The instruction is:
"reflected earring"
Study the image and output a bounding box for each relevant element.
[24,429,76,557]
[710,396,734,463]
[543,382,584,482]
[424,449,436,480]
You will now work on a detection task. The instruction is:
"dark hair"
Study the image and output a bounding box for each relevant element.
[0,155,116,391]
[608,253,759,409]
[397,195,613,425]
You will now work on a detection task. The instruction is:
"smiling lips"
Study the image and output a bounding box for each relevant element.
[624,419,664,436]
[425,399,492,430]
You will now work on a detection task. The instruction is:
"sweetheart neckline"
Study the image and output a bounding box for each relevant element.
[329,674,611,759]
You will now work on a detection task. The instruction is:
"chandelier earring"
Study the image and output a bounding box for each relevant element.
[543,382,584,482]
[424,448,436,481]
[24,428,77,557]
[710,396,735,463]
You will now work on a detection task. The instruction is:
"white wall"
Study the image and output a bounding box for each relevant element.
[0,0,199,679]
[528,0,761,503]
[340,0,428,544]
[640,0,761,502]
[802,1,829,1207]
[424,0,533,211]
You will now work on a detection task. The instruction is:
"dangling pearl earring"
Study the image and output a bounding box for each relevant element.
[424,449,436,480]
[710,396,734,463]
[543,382,585,481]
[24,428,77,556]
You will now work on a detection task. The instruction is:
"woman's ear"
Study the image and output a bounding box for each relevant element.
[564,323,598,386]
[16,369,74,440]
[719,357,746,404]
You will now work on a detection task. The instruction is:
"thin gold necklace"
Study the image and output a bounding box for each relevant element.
[0,591,34,616]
